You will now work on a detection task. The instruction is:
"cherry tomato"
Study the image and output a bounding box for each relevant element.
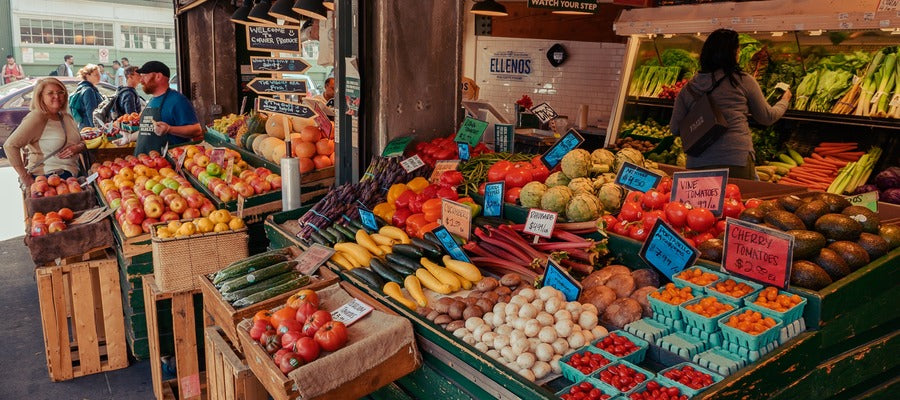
[722,198,745,219]
[664,202,689,228]
[505,168,533,188]
[725,184,741,201]
[505,187,522,204]
[641,189,668,210]
[642,209,666,228]
[619,201,643,222]
[686,208,716,232]
[314,321,349,352]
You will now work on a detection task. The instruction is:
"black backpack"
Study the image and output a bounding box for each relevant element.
[93,93,119,126]
[49,70,58,76]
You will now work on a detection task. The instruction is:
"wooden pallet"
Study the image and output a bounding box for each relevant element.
[162,372,208,400]
[35,249,129,381]
[143,275,204,400]
[204,326,268,400]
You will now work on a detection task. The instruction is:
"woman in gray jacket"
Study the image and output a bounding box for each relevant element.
[670,29,792,179]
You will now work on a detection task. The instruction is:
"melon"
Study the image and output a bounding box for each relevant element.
[269,145,286,163]
[257,136,284,160]
[251,134,267,155]
[290,116,316,132]
[242,133,259,150]
[265,115,289,139]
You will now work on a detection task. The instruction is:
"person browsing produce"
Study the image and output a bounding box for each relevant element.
[114,61,201,155]
[70,64,105,130]
[4,78,85,188]
[669,29,792,180]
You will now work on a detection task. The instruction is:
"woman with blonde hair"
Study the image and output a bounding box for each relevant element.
[4,78,84,189]
[70,63,105,129]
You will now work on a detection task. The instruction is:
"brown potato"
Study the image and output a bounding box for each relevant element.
[449,300,468,320]
[463,305,484,320]
[434,314,452,325]
[605,274,636,298]
[475,277,499,292]
[630,286,656,317]
[581,265,631,289]
[631,269,660,288]
[602,298,643,329]
[579,285,617,313]
[482,291,500,303]
[494,286,512,296]
[500,273,522,287]
[433,297,455,314]
[476,298,495,314]
[446,320,466,332]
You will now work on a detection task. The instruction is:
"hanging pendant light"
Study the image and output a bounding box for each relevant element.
[470,0,507,17]
[248,0,276,24]
[293,0,328,20]
[230,0,254,24]
[323,0,334,11]
[269,0,301,23]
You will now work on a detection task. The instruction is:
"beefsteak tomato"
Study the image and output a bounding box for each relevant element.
[314,321,349,352]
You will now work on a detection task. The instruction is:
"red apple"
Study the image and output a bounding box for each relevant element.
[141,158,155,168]
[125,207,145,225]
[144,200,164,218]
[105,190,121,202]
[160,211,180,222]
[190,165,204,177]
[169,196,188,214]
[216,185,237,202]
[232,181,255,198]
[163,193,180,205]
[98,166,114,179]
[200,200,216,217]
[141,217,159,233]
[255,167,272,179]
[185,193,204,209]
[31,222,49,236]
[102,161,113,167]
[121,221,143,238]
[154,158,170,169]
[48,221,66,233]
[159,188,176,199]
[269,175,282,190]
[182,208,201,219]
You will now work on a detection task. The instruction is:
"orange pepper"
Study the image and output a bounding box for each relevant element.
[422,198,443,222]
[420,221,440,235]
[457,197,474,204]
[405,213,429,238]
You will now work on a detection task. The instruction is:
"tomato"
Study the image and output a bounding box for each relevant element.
[628,223,649,241]
[664,202,689,228]
[273,348,292,366]
[279,352,303,374]
[721,198,744,219]
[270,306,298,328]
[618,202,643,222]
[626,191,643,203]
[505,187,522,204]
[487,161,512,182]
[531,155,545,169]
[686,208,716,232]
[694,232,714,245]
[505,168,533,188]
[281,330,304,349]
[600,214,618,232]
[252,310,272,325]
[531,165,550,183]
[641,189,668,210]
[657,176,673,194]
[725,184,741,201]
[642,210,666,228]
[262,332,282,354]
[612,220,631,235]
[294,301,318,324]
[716,220,727,234]
[478,182,486,196]
[744,198,762,209]
[250,319,274,342]
[315,321,349,352]
[287,289,319,309]
[302,310,333,337]
[277,319,303,335]
[292,336,321,363]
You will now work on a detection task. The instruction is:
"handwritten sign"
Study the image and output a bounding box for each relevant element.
[245,23,301,52]
[878,0,899,11]
[671,169,728,216]
[845,191,878,213]
[294,243,336,275]
[454,116,489,146]
[249,56,310,74]
[225,157,235,180]
[175,152,187,174]
[639,219,699,279]
[543,259,583,301]
[331,298,374,326]
[483,181,504,217]
[358,208,378,231]
[255,97,314,118]
[432,225,471,262]
[494,123,514,152]
[382,136,412,157]
[441,198,472,240]
[457,143,470,161]
[722,218,794,289]
[247,78,308,95]
[615,161,662,193]
[530,102,559,124]
[210,148,226,166]
[540,129,585,169]
[430,160,460,183]
[81,172,99,187]
[524,209,558,238]
[237,195,245,218]
[400,155,425,173]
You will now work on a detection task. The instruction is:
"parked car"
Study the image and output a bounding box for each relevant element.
[0,77,117,157]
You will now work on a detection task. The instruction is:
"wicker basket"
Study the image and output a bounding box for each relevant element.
[151,219,249,292]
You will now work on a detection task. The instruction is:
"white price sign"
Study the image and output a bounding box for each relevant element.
[81,172,99,187]
[523,209,558,239]
[331,298,374,326]
[400,155,425,173]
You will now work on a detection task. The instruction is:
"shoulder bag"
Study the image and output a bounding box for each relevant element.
[678,74,728,157]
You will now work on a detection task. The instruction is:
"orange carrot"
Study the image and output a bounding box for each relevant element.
[817,142,858,147]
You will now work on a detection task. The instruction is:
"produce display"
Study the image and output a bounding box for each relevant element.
[597,362,648,392]
[760,142,882,193]
[618,119,672,139]
[28,208,75,236]
[560,381,613,400]
[409,135,492,168]
[723,310,777,336]
[683,297,733,319]
[563,350,610,376]
[28,174,84,198]
[752,287,803,313]
[854,166,900,204]
[237,114,335,168]
[650,284,694,306]
[628,380,688,400]
[169,144,282,201]
[209,248,312,308]
[660,365,716,391]
[211,113,250,139]
[374,173,476,235]
[153,210,245,239]
[458,152,538,197]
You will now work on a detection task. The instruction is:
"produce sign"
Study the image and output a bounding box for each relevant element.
[722,218,794,289]
[524,208,558,238]
[527,0,599,14]
[529,102,559,123]
[483,181,504,217]
[358,208,378,231]
[540,129,585,169]
[247,78,308,95]
[294,244,336,275]
[429,160,460,182]
[542,259,582,301]
[382,136,413,157]
[432,225,470,262]
[255,97,314,118]
[639,219,699,279]
[249,56,311,74]
[457,143,470,161]
[615,161,662,193]
[400,155,426,173]
[245,24,301,52]
[330,298,373,326]
[671,169,728,217]
[441,198,472,240]
[494,123,514,152]
[844,191,878,213]
[454,116,489,147]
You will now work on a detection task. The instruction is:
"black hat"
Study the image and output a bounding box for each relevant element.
[136,61,170,78]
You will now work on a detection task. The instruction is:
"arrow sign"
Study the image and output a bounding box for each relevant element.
[250,56,310,74]
[255,97,314,118]
[247,78,308,95]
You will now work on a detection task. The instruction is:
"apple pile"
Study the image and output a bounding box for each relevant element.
[29,174,83,198]
[155,209,246,239]
[92,152,216,238]
[29,208,75,236]
[169,145,282,202]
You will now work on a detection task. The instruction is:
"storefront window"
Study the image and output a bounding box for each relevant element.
[120,25,175,50]
[18,18,113,46]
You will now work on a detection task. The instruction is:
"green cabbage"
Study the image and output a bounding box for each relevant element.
[567,193,602,222]
[568,177,595,195]
[545,171,571,187]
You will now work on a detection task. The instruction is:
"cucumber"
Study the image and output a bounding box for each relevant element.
[219,261,298,293]
[385,259,417,276]
[222,272,300,302]
[231,276,311,308]
[333,224,357,241]
[411,238,443,258]
[326,226,347,243]
[393,244,423,259]
[349,268,384,288]
[386,253,422,273]
[316,227,338,244]
[212,248,291,285]
[370,258,405,284]
[309,230,332,246]
[347,219,365,232]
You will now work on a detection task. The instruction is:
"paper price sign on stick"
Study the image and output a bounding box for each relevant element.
[294,244,336,275]
[639,219,699,279]
[175,152,187,174]
[524,209,557,238]
[237,195,246,218]
[382,136,412,157]
[671,169,729,216]
[844,191,878,213]
[722,218,794,289]
[483,181,504,217]
[400,155,425,173]
[543,259,582,301]
[331,298,374,327]
[530,102,559,124]
[454,117,489,147]
[615,161,662,193]
[432,225,471,262]
[81,172,99,187]
[441,198,472,241]
[429,160,460,182]
[541,129,585,169]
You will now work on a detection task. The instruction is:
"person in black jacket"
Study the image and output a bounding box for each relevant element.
[114,66,143,116]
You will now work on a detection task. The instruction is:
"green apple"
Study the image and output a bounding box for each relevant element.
[151,183,166,195]
[144,179,158,191]
[163,178,180,190]
[110,198,122,209]
[198,171,211,186]
[206,162,222,177]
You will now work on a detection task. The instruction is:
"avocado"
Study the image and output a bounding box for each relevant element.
[738,208,766,224]
[787,230,827,260]
[698,238,724,262]
[815,193,852,213]
[841,206,880,234]
[827,241,871,271]
[764,210,807,231]
[879,225,900,249]
[814,214,863,241]
[812,248,852,280]
[777,195,805,213]
[857,232,890,260]
[758,199,785,214]
[790,260,833,291]
[795,200,830,230]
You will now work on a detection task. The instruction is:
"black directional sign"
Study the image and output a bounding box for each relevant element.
[250,56,311,74]
[247,78,308,95]
[255,97,314,118]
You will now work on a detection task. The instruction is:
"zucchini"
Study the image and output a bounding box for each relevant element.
[370,258,405,284]
[386,253,422,273]
[349,268,384,288]
[309,230,332,246]
[385,259,417,276]
[393,244,423,259]
[222,272,300,302]
[327,226,347,243]
[411,238,443,258]
[347,219,365,232]
[212,248,291,285]
[219,261,298,293]
[315,227,338,244]
[231,276,311,308]
[333,224,357,241]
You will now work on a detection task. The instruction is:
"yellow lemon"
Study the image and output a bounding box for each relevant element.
[167,221,183,232]
[196,217,214,233]
[156,227,172,238]
[176,222,196,237]
[214,222,230,232]
[229,217,246,230]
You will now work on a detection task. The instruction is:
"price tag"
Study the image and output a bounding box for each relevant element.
[458,142,470,161]
[838,12,849,20]
[432,225,470,262]
[331,298,374,326]
[845,191,879,213]
[382,136,412,157]
[639,219,699,279]
[210,147,226,166]
[175,152,187,174]
[237,195,246,218]
[543,259,582,301]
[731,17,740,24]
[162,142,169,157]
[615,161,663,193]
[864,12,876,21]
[429,160,460,183]
[494,124,514,153]
[722,218,794,289]
[441,198,472,241]
[871,91,886,104]
[540,129,585,169]
[81,172,99,187]
[71,206,116,225]
[881,19,892,28]
[890,94,900,108]
[454,116,489,147]
[775,82,790,91]
[400,155,425,173]
[483,181,504,218]
[294,243,336,275]
[671,169,729,216]
[358,208,379,231]
[529,102,559,124]
[840,21,853,29]
[524,208,558,238]
[225,157,235,180]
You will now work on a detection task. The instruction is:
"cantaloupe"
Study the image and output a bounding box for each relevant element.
[257,137,284,161]
[290,116,316,132]
[251,134,267,155]
[265,115,290,139]
[269,145,286,163]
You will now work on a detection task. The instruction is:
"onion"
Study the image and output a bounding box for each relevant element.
[567,331,586,348]
[466,317,485,331]
[524,320,541,337]
[513,317,528,331]
[516,352,536,369]
[538,286,558,301]
[511,338,529,355]
[578,312,599,330]
[532,361,551,379]
[531,299,545,311]
[581,328,594,343]
[554,309,572,321]
[518,303,538,319]
[581,303,598,315]
[495,325,512,336]
[551,338,569,355]
[536,311,554,326]
[535,343,554,362]
[554,319,573,338]
[519,288,536,302]
[538,326,558,343]
[528,337,541,352]
[566,301,582,315]
[493,334,510,350]
[591,326,609,339]
[544,297,563,314]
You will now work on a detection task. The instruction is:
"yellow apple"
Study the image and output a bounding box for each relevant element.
[228,216,245,230]
[196,217,214,233]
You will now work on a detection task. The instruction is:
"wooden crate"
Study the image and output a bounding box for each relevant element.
[143,275,204,400]
[162,372,207,400]
[204,326,268,400]
[200,248,340,349]
[35,249,129,381]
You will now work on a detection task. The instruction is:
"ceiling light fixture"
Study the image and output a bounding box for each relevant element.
[470,0,508,17]
[293,0,328,20]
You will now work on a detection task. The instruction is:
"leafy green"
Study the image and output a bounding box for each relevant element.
[793,70,820,110]
[751,126,780,164]
[739,34,762,71]
[809,70,853,112]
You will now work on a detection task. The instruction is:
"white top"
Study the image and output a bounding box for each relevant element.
[65,64,73,77]
[35,120,75,175]
[116,68,125,86]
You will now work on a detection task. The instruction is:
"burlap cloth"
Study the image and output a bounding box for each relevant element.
[24,213,114,265]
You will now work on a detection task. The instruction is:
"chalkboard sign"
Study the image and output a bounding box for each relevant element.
[247,78,308,95]
[382,136,412,157]
[250,56,310,74]
[246,24,301,52]
[255,97,314,118]
[454,117,489,147]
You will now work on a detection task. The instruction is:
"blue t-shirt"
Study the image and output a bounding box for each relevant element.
[146,89,199,146]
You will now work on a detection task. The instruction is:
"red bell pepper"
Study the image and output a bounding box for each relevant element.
[392,207,413,228]
[394,190,415,209]
[436,186,459,201]
[440,170,464,186]
[410,193,428,213]
[421,184,439,199]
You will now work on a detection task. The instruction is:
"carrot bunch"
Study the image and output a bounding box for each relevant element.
[777,142,862,191]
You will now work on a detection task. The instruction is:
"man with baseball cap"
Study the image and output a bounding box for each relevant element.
[115,61,202,155]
